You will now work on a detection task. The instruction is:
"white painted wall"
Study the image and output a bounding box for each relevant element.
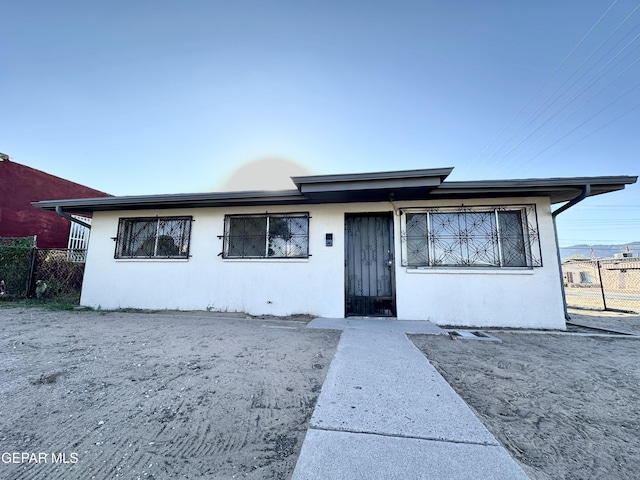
[81,196,566,329]
[82,204,347,317]
[393,197,565,329]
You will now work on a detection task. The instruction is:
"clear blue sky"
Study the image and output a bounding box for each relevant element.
[1,1,638,247]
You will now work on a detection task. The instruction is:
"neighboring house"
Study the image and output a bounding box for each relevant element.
[602,256,640,291]
[0,154,110,248]
[563,260,597,285]
[563,255,640,290]
[33,167,636,329]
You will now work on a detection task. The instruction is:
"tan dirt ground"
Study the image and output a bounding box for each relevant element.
[410,309,640,480]
[0,307,339,480]
[5,306,639,480]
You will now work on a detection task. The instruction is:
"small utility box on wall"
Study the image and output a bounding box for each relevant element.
[325,233,333,247]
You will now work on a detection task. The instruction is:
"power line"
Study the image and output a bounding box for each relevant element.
[494,32,640,171]
[473,1,640,180]
[561,219,640,223]
[509,78,640,173]
[559,241,640,245]
[529,103,640,165]
[470,0,620,171]
[560,244,640,248]
[558,245,640,249]
[492,23,640,172]
[486,4,640,171]
[558,218,640,224]
[574,205,640,208]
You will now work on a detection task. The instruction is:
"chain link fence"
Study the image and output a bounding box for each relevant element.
[563,257,640,313]
[0,237,36,297]
[30,248,87,300]
[0,237,86,301]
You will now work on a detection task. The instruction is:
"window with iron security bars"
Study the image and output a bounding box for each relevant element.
[223,213,309,258]
[115,216,192,259]
[400,205,542,268]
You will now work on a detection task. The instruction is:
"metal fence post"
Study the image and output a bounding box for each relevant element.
[24,247,37,297]
[596,260,608,311]
[563,257,640,313]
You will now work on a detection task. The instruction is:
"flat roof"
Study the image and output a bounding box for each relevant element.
[32,167,637,214]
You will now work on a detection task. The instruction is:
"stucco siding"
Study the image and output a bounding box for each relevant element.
[81,197,565,328]
[393,197,565,329]
[82,205,347,317]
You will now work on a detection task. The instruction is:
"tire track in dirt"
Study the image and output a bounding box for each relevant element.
[1,308,339,479]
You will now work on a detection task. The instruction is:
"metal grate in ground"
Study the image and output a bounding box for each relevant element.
[447,330,502,342]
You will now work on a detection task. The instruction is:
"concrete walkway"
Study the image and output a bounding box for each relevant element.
[292,318,529,480]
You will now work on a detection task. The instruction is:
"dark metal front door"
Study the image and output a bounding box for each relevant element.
[345,213,396,316]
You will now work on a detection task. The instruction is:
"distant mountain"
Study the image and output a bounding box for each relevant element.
[560,241,640,261]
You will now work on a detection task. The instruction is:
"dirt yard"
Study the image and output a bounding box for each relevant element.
[0,307,339,480]
[4,306,639,480]
[411,309,640,480]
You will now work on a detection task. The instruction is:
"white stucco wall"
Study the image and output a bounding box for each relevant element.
[393,197,565,329]
[82,204,348,318]
[80,196,566,329]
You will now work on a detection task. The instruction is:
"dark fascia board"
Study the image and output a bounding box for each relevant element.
[292,167,454,186]
[32,172,637,213]
[292,167,454,203]
[439,175,637,189]
[32,189,309,214]
[32,167,455,212]
[435,175,637,204]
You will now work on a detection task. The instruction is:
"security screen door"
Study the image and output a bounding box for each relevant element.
[345,213,396,316]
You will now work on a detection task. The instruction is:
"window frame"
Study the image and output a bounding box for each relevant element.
[222,212,310,259]
[114,216,193,260]
[400,205,542,269]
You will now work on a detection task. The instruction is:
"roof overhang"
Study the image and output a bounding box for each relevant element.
[432,176,637,204]
[291,167,453,202]
[33,189,309,214]
[31,168,637,214]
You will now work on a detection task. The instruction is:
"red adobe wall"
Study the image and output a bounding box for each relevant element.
[0,158,111,248]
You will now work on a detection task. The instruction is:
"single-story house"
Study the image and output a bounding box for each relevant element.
[564,255,640,289]
[33,167,636,329]
[563,259,598,286]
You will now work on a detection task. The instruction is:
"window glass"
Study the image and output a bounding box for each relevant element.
[224,214,309,258]
[405,213,430,267]
[498,211,527,267]
[430,211,499,266]
[402,206,540,268]
[116,217,191,259]
[227,216,267,258]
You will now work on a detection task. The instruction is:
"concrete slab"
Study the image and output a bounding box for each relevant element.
[293,317,530,479]
[307,316,447,335]
[292,429,530,480]
[310,329,498,444]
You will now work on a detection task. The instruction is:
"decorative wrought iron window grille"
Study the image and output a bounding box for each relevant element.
[222,213,310,259]
[400,205,542,268]
[114,216,192,259]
